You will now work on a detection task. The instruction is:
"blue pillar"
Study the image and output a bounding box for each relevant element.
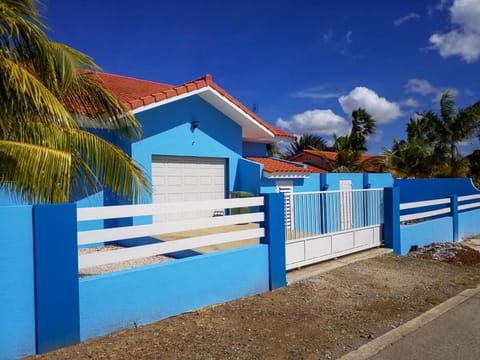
[261,193,287,290]
[33,203,80,353]
[450,195,459,242]
[383,187,401,254]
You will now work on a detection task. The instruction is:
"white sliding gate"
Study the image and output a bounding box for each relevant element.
[285,189,384,270]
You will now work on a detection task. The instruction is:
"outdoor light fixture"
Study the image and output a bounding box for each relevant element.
[322,184,329,191]
[191,120,199,132]
[365,183,371,189]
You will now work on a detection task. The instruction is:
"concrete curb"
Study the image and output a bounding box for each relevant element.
[339,285,480,360]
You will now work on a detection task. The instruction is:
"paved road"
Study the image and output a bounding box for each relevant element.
[370,291,480,360]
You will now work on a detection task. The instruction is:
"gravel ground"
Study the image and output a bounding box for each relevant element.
[28,244,480,360]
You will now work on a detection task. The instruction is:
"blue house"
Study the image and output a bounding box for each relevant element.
[81,72,300,208]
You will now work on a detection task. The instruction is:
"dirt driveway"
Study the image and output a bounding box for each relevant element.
[29,248,480,360]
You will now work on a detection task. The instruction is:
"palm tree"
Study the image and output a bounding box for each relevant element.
[384,92,480,178]
[313,134,382,173]
[285,133,328,157]
[350,108,375,151]
[0,0,148,203]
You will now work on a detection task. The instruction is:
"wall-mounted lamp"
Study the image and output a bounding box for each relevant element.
[322,184,329,191]
[191,120,200,132]
[365,183,371,189]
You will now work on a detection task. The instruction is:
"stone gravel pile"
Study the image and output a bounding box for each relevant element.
[409,242,480,265]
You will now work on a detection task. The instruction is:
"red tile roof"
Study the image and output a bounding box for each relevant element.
[247,157,310,173]
[300,149,377,163]
[304,164,328,173]
[94,72,294,139]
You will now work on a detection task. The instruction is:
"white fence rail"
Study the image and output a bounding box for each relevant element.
[77,197,264,270]
[458,194,480,211]
[400,194,480,223]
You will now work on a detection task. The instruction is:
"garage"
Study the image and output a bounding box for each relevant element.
[151,155,226,220]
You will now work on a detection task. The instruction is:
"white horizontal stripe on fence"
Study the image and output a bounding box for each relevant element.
[400,198,450,210]
[458,202,480,211]
[77,196,264,221]
[458,194,480,201]
[78,212,264,245]
[400,207,451,222]
[78,228,265,269]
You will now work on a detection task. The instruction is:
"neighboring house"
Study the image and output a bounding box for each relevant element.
[289,149,383,173]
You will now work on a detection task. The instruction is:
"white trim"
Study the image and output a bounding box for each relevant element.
[400,208,451,222]
[200,87,274,138]
[400,198,450,210]
[458,202,480,211]
[263,171,310,179]
[131,86,276,141]
[458,194,480,201]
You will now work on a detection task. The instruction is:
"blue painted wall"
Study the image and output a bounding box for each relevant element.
[322,173,364,190]
[260,173,321,194]
[0,206,36,359]
[394,178,480,202]
[131,96,243,205]
[364,173,394,189]
[458,208,480,239]
[79,245,269,340]
[399,216,453,255]
[236,158,262,195]
[243,141,267,157]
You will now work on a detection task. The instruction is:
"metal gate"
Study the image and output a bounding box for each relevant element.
[285,189,384,270]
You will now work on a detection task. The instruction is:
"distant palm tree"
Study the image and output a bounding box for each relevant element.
[0,0,148,203]
[314,135,382,173]
[285,133,328,157]
[384,92,480,178]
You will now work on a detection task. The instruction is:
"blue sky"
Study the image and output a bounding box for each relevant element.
[45,0,480,154]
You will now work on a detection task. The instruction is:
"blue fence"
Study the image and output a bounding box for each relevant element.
[0,194,286,359]
[383,186,480,255]
[3,179,480,359]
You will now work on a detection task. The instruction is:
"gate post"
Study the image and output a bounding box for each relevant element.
[383,187,401,254]
[261,193,287,290]
[33,203,80,353]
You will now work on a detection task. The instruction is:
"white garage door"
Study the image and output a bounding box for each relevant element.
[152,155,226,221]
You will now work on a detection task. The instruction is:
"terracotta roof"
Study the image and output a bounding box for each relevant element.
[301,149,377,163]
[304,163,327,173]
[291,150,382,173]
[247,157,310,173]
[94,72,294,139]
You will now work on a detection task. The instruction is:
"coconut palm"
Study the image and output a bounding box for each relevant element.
[285,133,328,157]
[0,0,148,203]
[384,92,480,178]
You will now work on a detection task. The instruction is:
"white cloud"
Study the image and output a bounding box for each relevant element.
[393,13,420,27]
[292,86,342,100]
[428,0,450,15]
[338,87,402,124]
[404,79,436,95]
[429,0,480,63]
[404,78,459,102]
[276,109,349,136]
[401,98,421,107]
